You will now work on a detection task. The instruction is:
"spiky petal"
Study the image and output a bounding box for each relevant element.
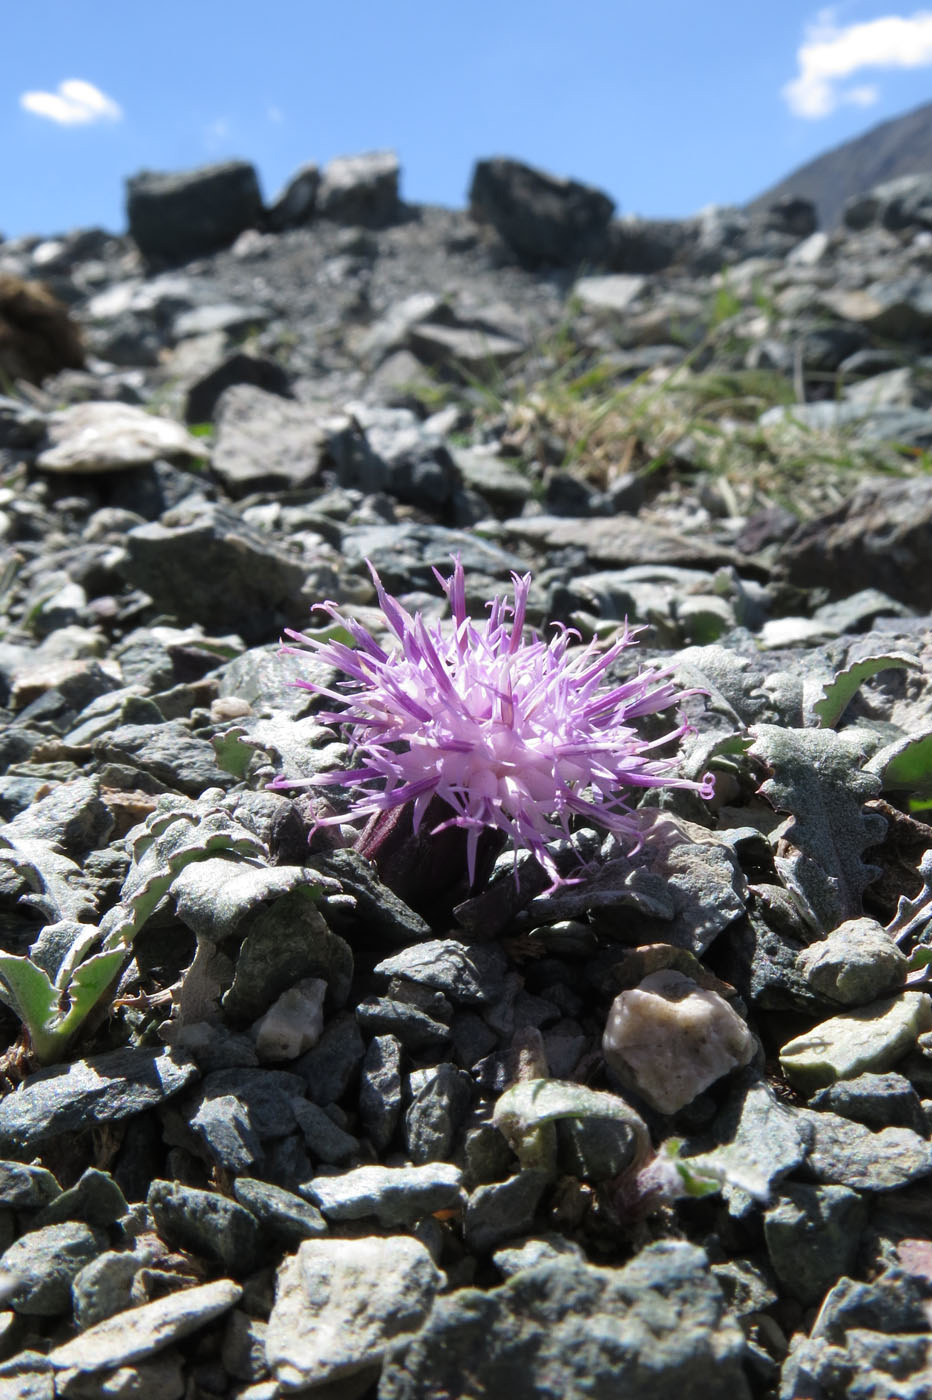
[272,558,714,887]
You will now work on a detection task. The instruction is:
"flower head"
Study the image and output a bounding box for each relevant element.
[274,558,713,888]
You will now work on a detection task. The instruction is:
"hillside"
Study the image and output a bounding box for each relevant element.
[748,97,932,227]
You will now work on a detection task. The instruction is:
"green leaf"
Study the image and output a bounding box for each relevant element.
[812,653,919,730]
[749,724,885,932]
[211,728,254,779]
[0,954,59,1056]
[866,729,932,794]
[51,949,128,1047]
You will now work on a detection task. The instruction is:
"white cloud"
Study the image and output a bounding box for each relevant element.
[783,8,932,117]
[267,105,285,124]
[845,82,881,105]
[20,78,122,126]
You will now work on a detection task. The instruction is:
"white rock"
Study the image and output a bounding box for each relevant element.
[251,979,327,1062]
[602,970,757,1114]
[266,1235,442,1392]
[50,1279,241,1371]
[37,403,201,474]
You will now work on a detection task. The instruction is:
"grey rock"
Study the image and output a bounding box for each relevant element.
[464,1170,550,1254]
[185,1069,305,1173]
[780,1271,932,1400]
[344,402,462,507]
[312,849,432,945]
[1,1222,105,1316]
[795,917,908,1005]
[801,1109,932,1190]
[3,775,113,858]
[405,1063,473,1164]
[380,1243,750,1400]
[293,1100,360,1165]
[408,321,525,375]
[293,1012,366,1105]
[35,1169,127,1229]
[359,1034,404,1152]
[374,939,506,1005]
[222,894,353,1021]
[117,504,309,640]
[684,1078,812,1211]
[356,996,452,1050]
[302,1162,464,1226]
[318,151,400,228]
[808,1071,928,1134]
[232,1178,327,1247]
[710,1259,778,1318]
[266,1234,441,1392]
[147,1180,264,1276]
[0,1162,60,1210]
[49,1279,242,1371]
[783,475,932,611]
[764,1183,867,1305]
[172,300,268,340]
[504,511,735,571]
[0,1048,198,1155]
[266,161,320,231]
[211,385,334,495]
[126,162,263,264]
[183,352,291,426]
[469,157,614,266]
[222,1308,269,1383]
[492,1233,586,1278]
[71,1250,140,1328]
[96,721,226,796]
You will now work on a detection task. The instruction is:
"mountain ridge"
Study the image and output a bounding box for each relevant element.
[747,97,932,228]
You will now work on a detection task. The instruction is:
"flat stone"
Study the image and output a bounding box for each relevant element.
[0,1223,105,1316]
[211,386,333,496]
[808,1071,927,1134]
[302,1163,464,1226]
[49,1280,241,1372]
[573,274,647,314]
[37,403,200,474]
[503,513,735,569]
[780,992,932,1093]
[373,940,506,1006]
[232,1178,327,1247]
[800,1109,932,1189]
[266,1234,441,1392]
[0,1048,198,1155]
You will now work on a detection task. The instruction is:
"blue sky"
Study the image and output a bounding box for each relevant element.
[4,1,932,238]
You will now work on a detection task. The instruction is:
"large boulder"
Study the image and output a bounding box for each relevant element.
[126,161,264,264]
[844,173,932,234]
[781,476,932,609]
[469,157,614,266]
[317,151,401,227]
[0,274,84,385]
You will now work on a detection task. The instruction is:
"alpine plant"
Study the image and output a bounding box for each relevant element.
[274,559,714,888]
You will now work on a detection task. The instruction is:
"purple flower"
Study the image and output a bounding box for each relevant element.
[273,558,713,888]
